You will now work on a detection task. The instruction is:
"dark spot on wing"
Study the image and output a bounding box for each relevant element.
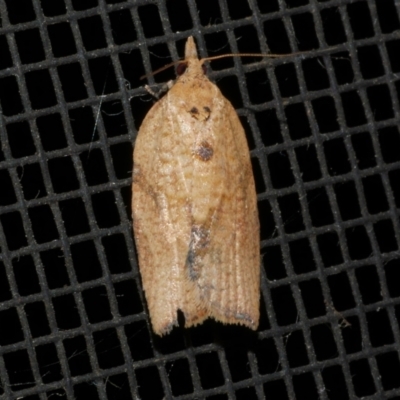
[195,141,213,161]
[190,107,199,114]
[186,225,210,281]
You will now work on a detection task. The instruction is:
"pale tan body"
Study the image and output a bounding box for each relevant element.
[132,37,260,336]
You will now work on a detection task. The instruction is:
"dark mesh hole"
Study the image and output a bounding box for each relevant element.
[0,169,17,205]
[88,57,119,95]
[334,180,362,221]
[264,245,287,280]
[71,0,97,10]
[37,113,67,151]
[322,366,349,400]
[63,336,92,377]
[331,51,354,85]
[350,359,376,397]
[263,19,291,54]
[268,151,295,189]
[110,142,132,180]
[52,295,81,329]
[41,0,67,17]
[328,272,355,311]
[71,240,102,282]
[15,28,45,64]
[345,223,372,258]
[166,358,193,396]
[234,25,262,57]
[347,2,375,39]
[69,107,99,144]
[91,191,120,228]
[367,309,394,347]
[306,187,334,227]
[78,16,107,51]
[58,63,88,102]
[271,285,298,326]
[342,316,362,354]
[48,157,79,193]
[275,63,300,97]
[136,366,164,399]
[255,338,279,375]
[277,193,305,233]
[246,69,272,104]
[257,109,283,146]
[59,198,90,236]
[92,328,125,369]
[227,0,252,19]
[25,69,57,109]
[1,211,28,251]
[25,302,51,338]
[293,373,318,400]
[374,219,398,253]
[167,0,192,31]
[299,279,326,318]
[257,0,279,14]
[357,45,384,79]
[379,126,400,163]
[295,145,322,181]
[138,4,164,38]
[0,35,13,70]
[362,174,389,214]
[367,84,393,121]
[3,350,35,391]
[259,199,276,241]
[285,102,311,140]
[40,248,70,289]
[19,163,47,200]
[28,205,59,244]
[4,0,35,23]
[196,352,224,389]
[80,148,108,186]
[376,352,400,390]
[82,286,113,323]
[341,91,367,127]
[386,39,400,72]
[0,262,12,302]
[101,100,128,138]
[102,233,131,274]
[385,259,400,298]
[291,12,319,50]
[311,324,338,360]
[312,96,339,133]
[0,76,24,116]
[263,380,288,399]
[0,308,24,345]
[286,330,309,368]
[320,7,347,45]
[289,238,316,274]
[324,138,351,175]
[125,321,153,361]
[13,255,40,295]
[74,383,99,400]
[106,374,132,399]
[114,280,143,316]
[302,57,330,91]
[35,343,62,383]
[355,264,383,304]
[351,131,376,169]
[236,387,257,400]
[7,121,36,158]
[109,10,137,45]
[317,232,343,267]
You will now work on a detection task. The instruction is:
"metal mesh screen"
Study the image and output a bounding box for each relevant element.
[1,0,400,399]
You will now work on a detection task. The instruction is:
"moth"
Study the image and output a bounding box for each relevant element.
[132,36,260,336]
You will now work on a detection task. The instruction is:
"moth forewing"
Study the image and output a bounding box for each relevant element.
[132,36,260,336]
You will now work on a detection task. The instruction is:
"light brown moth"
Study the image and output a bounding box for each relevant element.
[132,36,260,336]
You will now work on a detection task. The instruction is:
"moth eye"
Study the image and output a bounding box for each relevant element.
[202,64,207,74]
[176,62,187,76]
